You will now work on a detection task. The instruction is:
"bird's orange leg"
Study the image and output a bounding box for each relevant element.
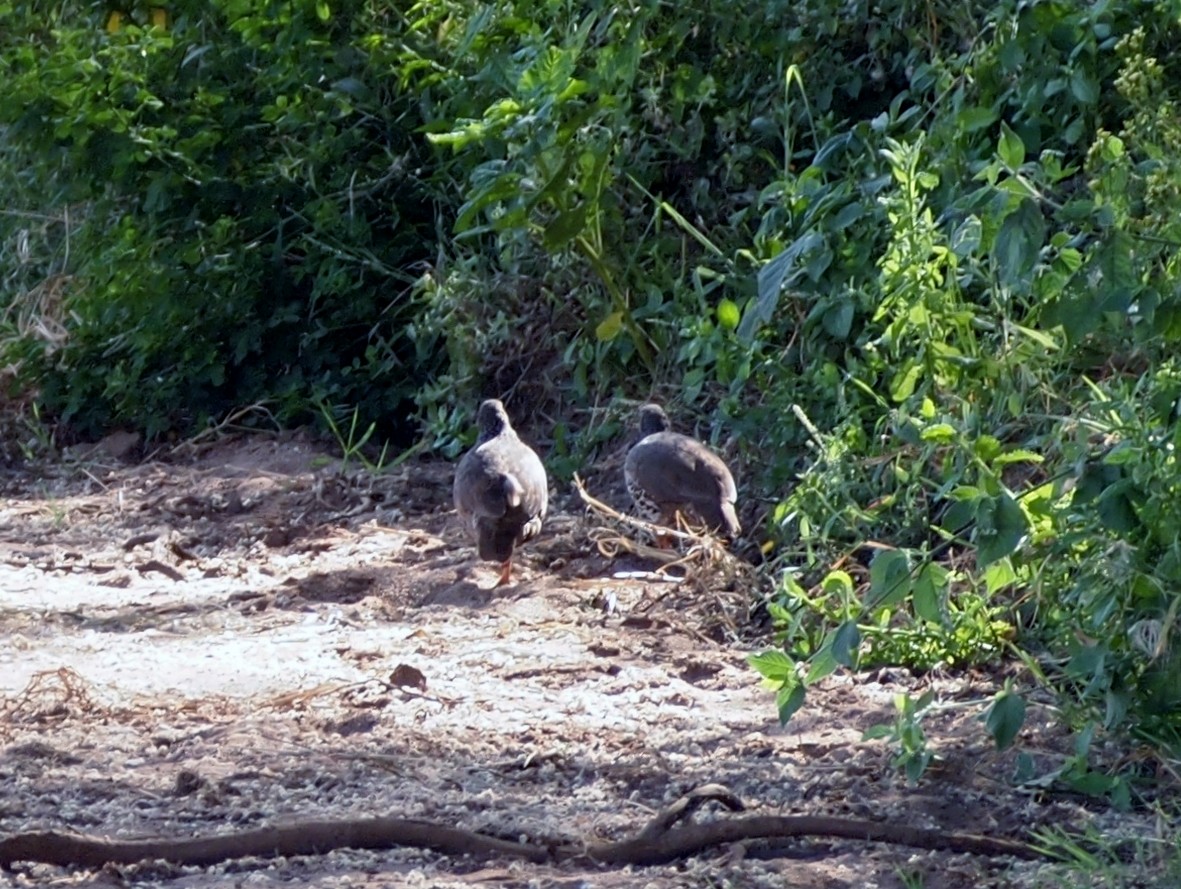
[651,511,680,549]
[495,559,514,587]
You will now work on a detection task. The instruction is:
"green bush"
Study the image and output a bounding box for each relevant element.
[1,0,444,440]
[744,0,1181,775]
[4,0,1181,780]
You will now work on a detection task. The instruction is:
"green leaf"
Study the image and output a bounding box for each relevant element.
[831,620,860,666]
[1104,687,1129,731]
[1066,645,1106,683]
[748,649,795,683]
[867,549,911,607]
[957,106,998,132]
[993,198,1046,287]
[889,359,924,402]
[542,205,588,251]
[973,434,1002,462]
[804,644,840,684]
[1066,770,1118,797]
[975,491,1028,567]
[822,298,854,340]
[992,449,1044,466]
[821,569,855,598]
[1097,482,1140,534]
[984,557,1018,595]
[951,216,982,258]
[742,230,824,341]
[595,311,623,342]
[1044,231,1135,342]
[912,562,947,623]
[920,423,957,444]
[831,201,864,229]
[776,682,807,725]
[716,298,740,330]
[315,0,330,22]
[1069,68,1099,104]
[998,122,1025,168]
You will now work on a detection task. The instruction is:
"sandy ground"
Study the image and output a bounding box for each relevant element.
[0,432,1166,887]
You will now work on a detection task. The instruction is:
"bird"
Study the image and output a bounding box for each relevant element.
[453,399,548,586]
[624,403,740,542]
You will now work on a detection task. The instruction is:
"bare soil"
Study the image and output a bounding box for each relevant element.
[0,432,1159,887]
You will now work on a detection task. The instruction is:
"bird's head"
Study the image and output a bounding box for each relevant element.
[476,399,513,442]
[637,403,671,436]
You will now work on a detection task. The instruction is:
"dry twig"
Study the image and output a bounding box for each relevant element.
[0,782,1044,871]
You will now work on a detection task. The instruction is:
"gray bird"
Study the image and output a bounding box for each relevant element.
[624,403,740,541]
[453,399,548,586]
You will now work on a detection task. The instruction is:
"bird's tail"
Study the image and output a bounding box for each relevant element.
[478,520,520,563]
[720,502,741,540]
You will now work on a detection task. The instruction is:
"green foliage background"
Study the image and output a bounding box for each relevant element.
[4,0,1181,795]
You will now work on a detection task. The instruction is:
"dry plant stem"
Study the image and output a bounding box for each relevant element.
[572,474,729,567]
[0,784,1043,871]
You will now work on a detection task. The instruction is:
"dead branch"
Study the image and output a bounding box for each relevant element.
[0,783,1043,872]
[571,473,736,572]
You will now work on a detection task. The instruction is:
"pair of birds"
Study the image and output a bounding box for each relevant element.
[453,399,740,586]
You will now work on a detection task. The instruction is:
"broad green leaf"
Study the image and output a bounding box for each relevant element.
[1097,483,1140,533]
[998,122,1025,168]
[1105,687,1129,731]
[831,620,861,666]
[821,569,855,598]
[889,359,923,402]
[543,205,588,251]
[1098,132,1125,162]
[316,0,330,22]
[912,562,947,623]
[595,311,623,342]
[804,644,840,684]
[993,198,1045,286]
[920,423,957,444]
[867,549,911,607]
[1066,646,1106,686]
[957,106,997,132]
[776,682,807,725]
[822,298,854,340]
[1012,752,1036,783]
[950,485,982,501]
[973,434,1002,462]
[813,131,856,167]
[1047,231,1135,342]
[742,230,824,341]
[748,649,795,683]
[1069,69,1099,104]
[984,557,1018,594]
[975,491,1028,566]
[831,201,864,229]
[1069,772,1116,796]
[805,243,834,281]
[951,216,982,258]
[1102,444,1139,466]
[984,691,1026,749]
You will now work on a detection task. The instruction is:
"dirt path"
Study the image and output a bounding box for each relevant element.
[0,434,1149,886]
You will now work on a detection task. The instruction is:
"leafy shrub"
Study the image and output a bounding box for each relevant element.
[744,0,1181,774]
[3,0,1181,781]
[0,1,444,440]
